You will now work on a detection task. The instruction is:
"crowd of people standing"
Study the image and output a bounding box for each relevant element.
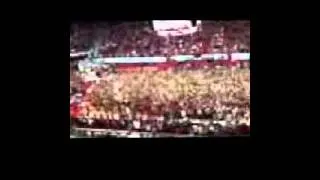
[70,20,250,137]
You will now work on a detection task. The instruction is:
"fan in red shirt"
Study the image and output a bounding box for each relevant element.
[70,104,81,118]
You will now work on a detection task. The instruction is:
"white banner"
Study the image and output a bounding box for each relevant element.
[70,51,89,57]
[84,53,249,65]
[152,20,198,36]
[231,53,250,60]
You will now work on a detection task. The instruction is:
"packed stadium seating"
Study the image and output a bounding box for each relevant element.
[70,21,250,137]
[70,21,250,57]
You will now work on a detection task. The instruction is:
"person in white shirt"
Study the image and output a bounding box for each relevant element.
[133,120,141,130]
[225,113,232,121]
[192,125,198,134]
[86,131,92,137]
[217,120,226,127]
[209,125,215,133]
[196,108,203,118]
[113,112,120,121]
[145,123,152,132]
[181,109,187,118]
[87,118,94,126]
[239,117,249,126]
[216,110,223,120]
[232,107,238,119]
[157,115,164,122]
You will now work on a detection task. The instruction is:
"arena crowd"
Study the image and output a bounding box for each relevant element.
[70,21,250,137]
[70,21,250,57]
